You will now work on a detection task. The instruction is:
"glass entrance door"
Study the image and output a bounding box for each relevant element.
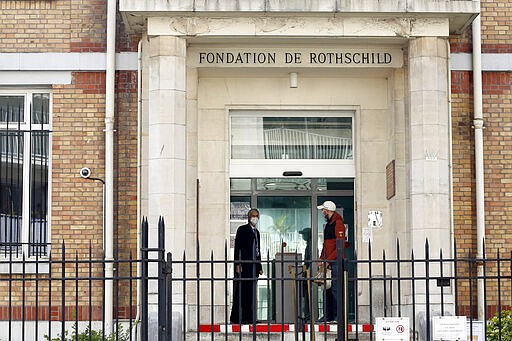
[229,178,354,322]
[258,196,311,322]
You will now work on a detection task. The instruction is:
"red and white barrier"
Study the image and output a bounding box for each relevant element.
[199,323,374,333]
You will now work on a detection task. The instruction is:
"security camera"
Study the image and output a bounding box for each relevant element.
[80,167,91,179]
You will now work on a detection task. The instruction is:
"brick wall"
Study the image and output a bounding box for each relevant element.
[450,0,512,312]
[0,0,138,53]
[0,0,139,320]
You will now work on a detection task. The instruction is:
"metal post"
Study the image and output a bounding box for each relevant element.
[336,238,347,341]
[141,218,148,341]
[166,252,173,341]
[158,217,166,341]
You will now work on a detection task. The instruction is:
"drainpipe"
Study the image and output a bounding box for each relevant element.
[446,40,454,261]
[104,0,116,335]
[472,14,485,322]
[135,39,142,338]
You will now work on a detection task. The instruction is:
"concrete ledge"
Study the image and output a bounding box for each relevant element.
[120,0,478,34]
[120,0,477,14]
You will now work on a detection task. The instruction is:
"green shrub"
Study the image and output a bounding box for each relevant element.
[487,310,512,341]
[44,323,130,341]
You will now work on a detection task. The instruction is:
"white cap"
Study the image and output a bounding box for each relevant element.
[317,200,336,211]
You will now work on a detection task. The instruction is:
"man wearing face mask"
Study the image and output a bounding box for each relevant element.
[230,208,263,324]
[316,200,347,323]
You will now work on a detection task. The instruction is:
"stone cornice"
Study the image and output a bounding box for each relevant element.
[120,0,479,35]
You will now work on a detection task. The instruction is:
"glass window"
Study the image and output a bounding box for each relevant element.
[0,96,24,123]
[257,196,311,260]
[229,196,251,235]
[317,178,354,191]
[229,178,251,192]
[256,178,311,191]
[231,113,352,160]
[0,91,51,256]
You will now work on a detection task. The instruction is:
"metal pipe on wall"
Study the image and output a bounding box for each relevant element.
[135,38,142,339]
[472,14,485,321]
[104,0,116,335]
[447,40,455,260]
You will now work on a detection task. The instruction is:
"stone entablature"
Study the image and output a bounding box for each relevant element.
[120,0,479,34]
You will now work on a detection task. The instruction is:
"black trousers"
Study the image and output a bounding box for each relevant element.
[230,271,257,324]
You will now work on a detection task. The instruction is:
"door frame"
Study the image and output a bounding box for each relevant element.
[229,177,356,321]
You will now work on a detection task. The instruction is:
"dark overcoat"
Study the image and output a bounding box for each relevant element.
[233,223,262,277]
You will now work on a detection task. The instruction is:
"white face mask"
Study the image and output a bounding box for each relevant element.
[250,217,259,226]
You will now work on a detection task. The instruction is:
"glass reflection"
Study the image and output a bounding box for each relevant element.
[231,115,353,160]
[256,178,311,191]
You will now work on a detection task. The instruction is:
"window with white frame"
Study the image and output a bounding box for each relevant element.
[0,90,51,257]
[229,110,355,178]
[231,114,353,160]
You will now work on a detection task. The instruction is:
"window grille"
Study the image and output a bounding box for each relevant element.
[0,91,51,257]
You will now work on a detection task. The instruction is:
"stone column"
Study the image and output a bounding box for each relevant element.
[408,37,451,256]
[147,35,186,254]
[147,35,187,339]
[408,37,453,340]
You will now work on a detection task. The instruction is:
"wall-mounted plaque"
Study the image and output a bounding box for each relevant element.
[386,160,395,200]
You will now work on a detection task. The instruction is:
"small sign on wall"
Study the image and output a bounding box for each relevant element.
[376,317,409,340]
[432,316,467,340]
[362,227,373,243]
[466,321,485,341]
[368,211,383,229]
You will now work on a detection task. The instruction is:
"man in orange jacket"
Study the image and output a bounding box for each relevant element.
[317,200,347,323]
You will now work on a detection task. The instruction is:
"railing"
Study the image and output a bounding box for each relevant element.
[0,214,48,257]
[0,240,150,341]
[170,238,512,341]
[0,219,510,341]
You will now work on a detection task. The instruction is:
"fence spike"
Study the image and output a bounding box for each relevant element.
[481,237,486,260]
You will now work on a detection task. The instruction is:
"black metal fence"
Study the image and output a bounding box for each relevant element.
[168,234,512,341]
[0,217,511,341]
